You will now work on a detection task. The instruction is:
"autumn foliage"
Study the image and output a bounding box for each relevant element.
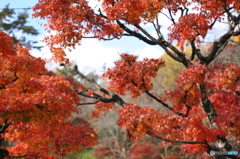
[103,54,165,98]
[130,141,162,159]
[0,31,97,158]
[1,0,240,158]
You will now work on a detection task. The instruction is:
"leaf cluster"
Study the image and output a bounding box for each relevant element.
[0,31,98,158]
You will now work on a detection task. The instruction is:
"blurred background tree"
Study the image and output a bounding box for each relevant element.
[0,4,41,50]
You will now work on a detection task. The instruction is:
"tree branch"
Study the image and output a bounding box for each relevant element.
[159,11,172,21]
[152,16,163,38]
[158,41,192,67]
[189,39,206,63]
[168,9,176,24]
[7,155,27,159]
[155,135,204,144]
[61,64,128,107]
[76,100,100,107]
[116,20,158,45]
[206,33,232,65]
[145,91,188,117]
[117,19,191,67]
[134,24,157,41]
[206,12,240,65]
[0,119,12,134]
[198,84,217,128]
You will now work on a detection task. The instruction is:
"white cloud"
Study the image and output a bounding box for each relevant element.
[65,39,121,74]
[30,34,122,74]
[31,37,165,74]
[134,45,164,60]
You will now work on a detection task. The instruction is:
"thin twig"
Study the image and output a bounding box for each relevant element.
[155,135,204,144]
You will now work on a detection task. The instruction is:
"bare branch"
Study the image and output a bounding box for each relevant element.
[159,11,173,22]
[61,64,128,107]
[73,65,107,93]
[168,9,176,24]
[145,91,188,117]
[134,24,157,41]
[223,6,237,25]
[178,6,189,18]
[158,41,192,67]
[206,33,232,65]
[76,100,100,107]
[152,16,163,38]
[155,135,204,144]
[8,155,28,159]
[117,18,191,67]
[98,8,108,19]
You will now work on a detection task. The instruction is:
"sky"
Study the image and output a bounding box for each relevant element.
[0,0,166,74]
[0,0,228,74]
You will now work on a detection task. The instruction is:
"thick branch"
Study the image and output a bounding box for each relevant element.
[178,6,189,18]
[158,42,192,67]
[206,33,232,65]
[160,46,183,62]
[116,20,157,45]
[198,84,217,128]
[223,6,237,24]
[76,85,127,107]
[117,19,191,67]
[76,100,100,107]
[206,12,240,65]
[134,24,157,41]
[77,89,101,99]
[182,84,194,117]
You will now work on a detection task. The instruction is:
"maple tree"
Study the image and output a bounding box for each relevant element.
[0,31,97,158]
[5,0,239,158]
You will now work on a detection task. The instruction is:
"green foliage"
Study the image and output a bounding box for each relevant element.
[0,4,41,49]
[64,149,96,159]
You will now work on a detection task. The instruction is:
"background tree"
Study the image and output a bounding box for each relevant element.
[56,66,101,90]
[153,53,185,95]
[0,31,97,158]
[0,4,41,49]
